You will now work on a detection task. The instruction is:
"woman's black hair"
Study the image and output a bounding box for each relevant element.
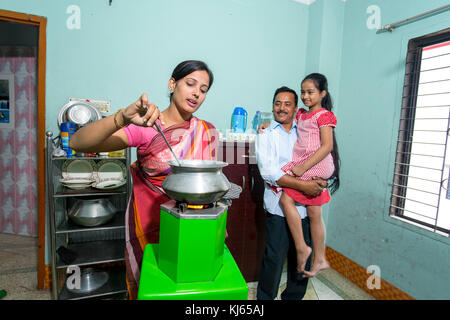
[302,73,341,194]
[170,60,214,100]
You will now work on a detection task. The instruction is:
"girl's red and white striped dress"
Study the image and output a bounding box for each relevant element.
[281,108,337,206]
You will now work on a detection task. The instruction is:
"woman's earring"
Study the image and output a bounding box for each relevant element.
[169,87,174,93]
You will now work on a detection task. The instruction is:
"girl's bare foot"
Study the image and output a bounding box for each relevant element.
[303,259,330,278]
[296,246,312,274]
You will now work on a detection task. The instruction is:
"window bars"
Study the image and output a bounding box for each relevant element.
[390,28,450,236]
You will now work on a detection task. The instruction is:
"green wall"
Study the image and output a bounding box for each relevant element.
[311,0,450,299]
[1,0,309,135]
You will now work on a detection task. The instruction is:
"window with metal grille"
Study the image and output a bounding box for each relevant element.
[390,28,450,237]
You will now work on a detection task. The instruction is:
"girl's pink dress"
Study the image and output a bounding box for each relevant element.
[281,108,337,206]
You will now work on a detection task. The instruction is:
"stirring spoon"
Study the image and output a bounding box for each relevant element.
[153,121,181,166]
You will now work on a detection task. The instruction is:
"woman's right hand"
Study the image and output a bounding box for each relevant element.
[122,93,164,127]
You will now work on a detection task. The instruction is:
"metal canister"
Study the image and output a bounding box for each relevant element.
[60,121,77,158]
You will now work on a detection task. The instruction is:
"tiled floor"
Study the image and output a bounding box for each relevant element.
[0,233,51,300]
[0,233,374,300]
[246,264,375,300]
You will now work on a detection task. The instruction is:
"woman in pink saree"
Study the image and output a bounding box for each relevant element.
[70,60,218,299]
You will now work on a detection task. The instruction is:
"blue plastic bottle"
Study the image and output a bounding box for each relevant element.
[60,121,77,158]
[231,107,247,133]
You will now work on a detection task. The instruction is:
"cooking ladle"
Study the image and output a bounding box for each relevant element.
[153,121,181,166]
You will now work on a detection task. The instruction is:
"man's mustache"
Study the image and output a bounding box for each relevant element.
[275,110,288,115]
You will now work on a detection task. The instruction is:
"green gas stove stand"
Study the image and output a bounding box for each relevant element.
[158,203,227,283]
[137,200,248,300]
[137,243,248,300]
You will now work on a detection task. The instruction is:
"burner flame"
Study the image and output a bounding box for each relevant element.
[187,204,210,210]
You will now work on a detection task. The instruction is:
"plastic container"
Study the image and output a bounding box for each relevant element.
[60,121,77,158]
[108,149,125,157]
[260,112,273,125]
[252,111,261,131]
[231,107,247,133]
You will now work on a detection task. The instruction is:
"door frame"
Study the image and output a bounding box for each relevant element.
[0,9,47,289]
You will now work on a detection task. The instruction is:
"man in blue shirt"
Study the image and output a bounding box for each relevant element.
[256,86,327,300]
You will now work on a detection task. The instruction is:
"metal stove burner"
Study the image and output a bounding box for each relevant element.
[162,200,226,220]
[176,201,216,213]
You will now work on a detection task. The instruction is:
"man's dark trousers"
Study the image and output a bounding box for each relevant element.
[257,212,313,300]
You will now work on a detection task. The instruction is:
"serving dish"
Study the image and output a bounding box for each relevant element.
[92,179,127,190]
[60,178,95,190]
[94,159,127,181]
[62,159,96,180]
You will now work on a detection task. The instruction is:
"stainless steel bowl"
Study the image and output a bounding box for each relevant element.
[66,267,109,294]
[162,159,231,204]
[67,198,117,227]
[57,101,102,128]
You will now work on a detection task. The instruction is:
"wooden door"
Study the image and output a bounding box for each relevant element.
[0,9,47,289]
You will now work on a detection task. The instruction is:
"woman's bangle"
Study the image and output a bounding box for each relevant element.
[114,108,129,129]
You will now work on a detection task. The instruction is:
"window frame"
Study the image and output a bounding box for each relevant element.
[390,28,450,236]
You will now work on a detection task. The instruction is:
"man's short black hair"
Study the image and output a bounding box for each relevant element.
[272,86,298,106]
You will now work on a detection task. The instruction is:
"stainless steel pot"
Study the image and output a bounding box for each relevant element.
[68,198,117,227]
[162,159,231,204]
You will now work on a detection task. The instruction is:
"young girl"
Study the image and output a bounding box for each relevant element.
[280,73,340,278]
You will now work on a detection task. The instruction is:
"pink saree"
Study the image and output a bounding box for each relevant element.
[124,117,218,299]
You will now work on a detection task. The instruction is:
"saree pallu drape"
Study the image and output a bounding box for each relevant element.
[125,117,218,299]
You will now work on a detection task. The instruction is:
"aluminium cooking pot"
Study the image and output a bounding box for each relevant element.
[162,159,231,205]
[67,197,118,227]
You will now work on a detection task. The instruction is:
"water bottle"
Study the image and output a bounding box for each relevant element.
[252,111,261,131]
[260,112,274,125]
[60,121,77,158]
[231,107,248,133]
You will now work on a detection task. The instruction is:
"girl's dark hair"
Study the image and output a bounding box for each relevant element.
[170,60,214,100]
[302,73,341,194]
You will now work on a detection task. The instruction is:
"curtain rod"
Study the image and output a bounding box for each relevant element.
[377,4,450,34]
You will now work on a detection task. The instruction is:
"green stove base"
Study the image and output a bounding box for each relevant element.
[138,244,248,300]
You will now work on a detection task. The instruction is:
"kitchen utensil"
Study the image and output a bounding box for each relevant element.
[94,159,127,181]
[57,101,102,128]
[60,178,95,190]
[162,159,231,204]
[222,182,243,200]
[67,198,118,227]
[66,267,109,294]
[92,179,127,190]
[91,159,127,189]
[62,159,96,180]
[153,121,181,166]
